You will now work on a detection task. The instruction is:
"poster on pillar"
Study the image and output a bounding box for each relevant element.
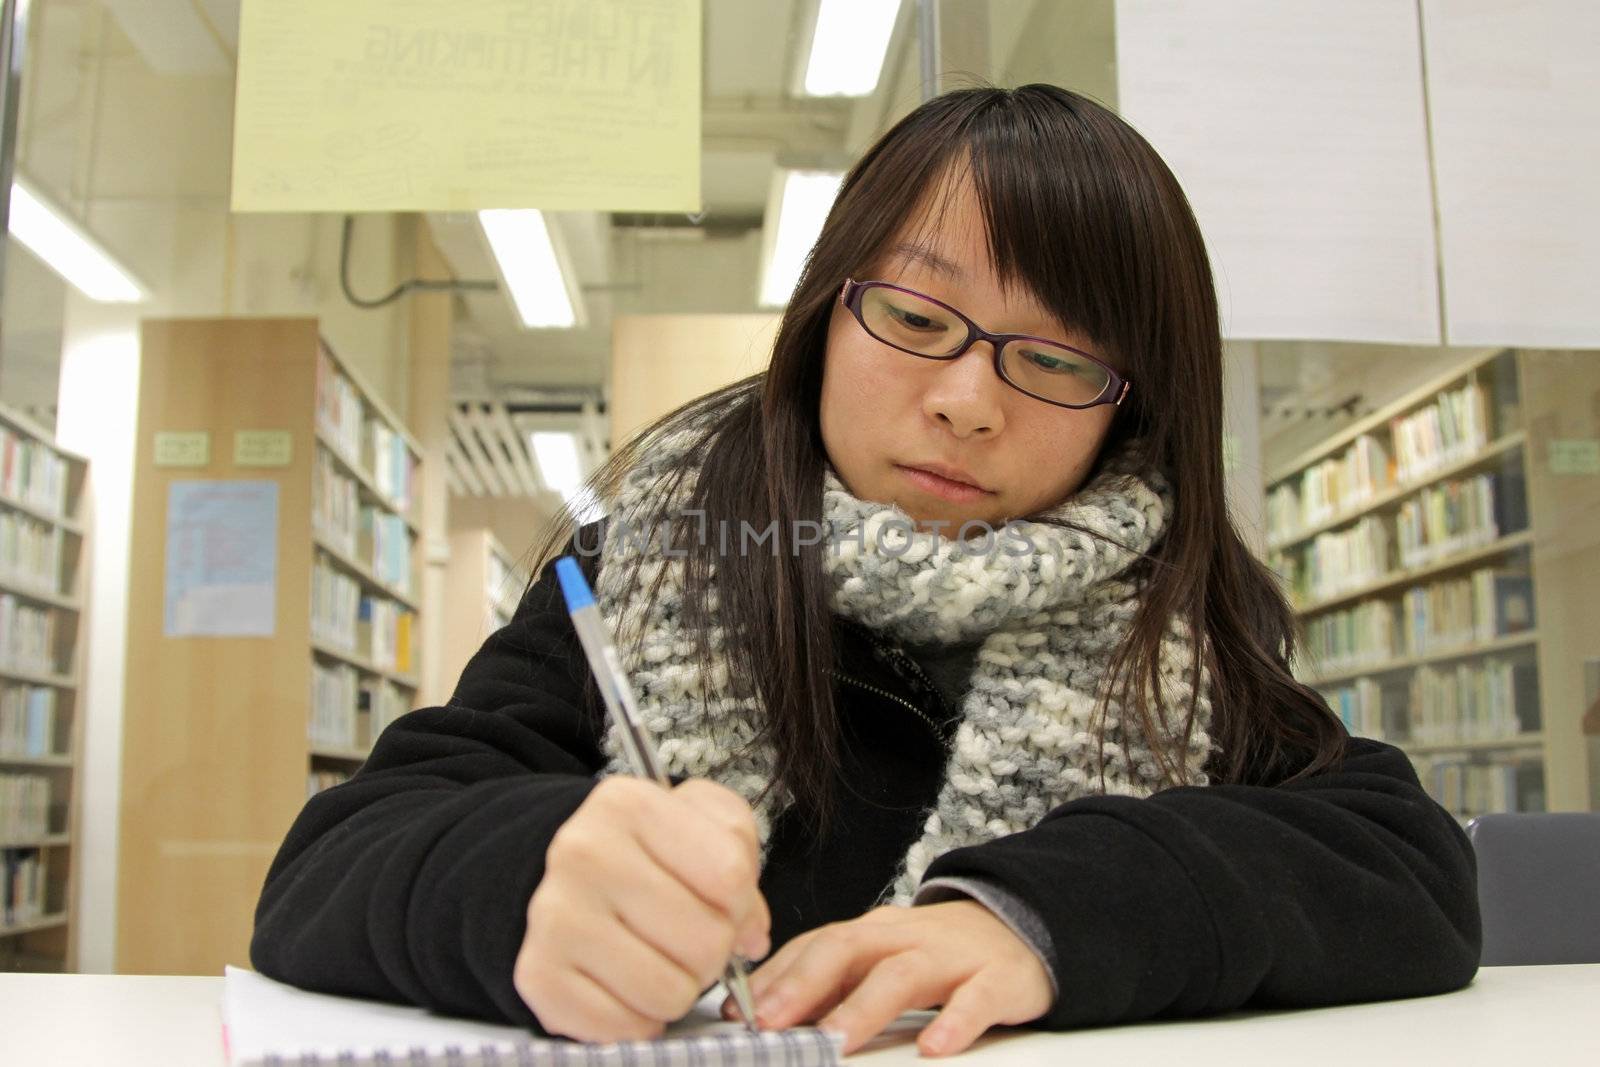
[231,0,701,213]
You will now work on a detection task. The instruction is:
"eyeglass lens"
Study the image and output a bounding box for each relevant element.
[856,285,1112,406]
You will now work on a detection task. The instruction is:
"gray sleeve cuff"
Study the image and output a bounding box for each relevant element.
[914,875,1060,1000]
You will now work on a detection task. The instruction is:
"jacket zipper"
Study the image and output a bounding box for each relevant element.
[828,669,947,738]
[878,644,952,721]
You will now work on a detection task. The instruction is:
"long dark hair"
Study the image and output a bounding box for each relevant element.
[533,85,1344,826]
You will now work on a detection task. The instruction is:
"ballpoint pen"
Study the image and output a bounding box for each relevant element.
[553,556,761,1033]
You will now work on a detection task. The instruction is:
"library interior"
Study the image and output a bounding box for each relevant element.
[0,0,1597,1047]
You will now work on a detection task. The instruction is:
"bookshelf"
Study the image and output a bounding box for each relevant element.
[440,528,528,694]
[0,402,89,973]
[1268,349,1600,820]
[119,318,422,974]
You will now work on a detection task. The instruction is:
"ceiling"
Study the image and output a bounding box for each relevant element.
[429,0,888,401]
[2,0,1118,412]
[428,0,1119,399]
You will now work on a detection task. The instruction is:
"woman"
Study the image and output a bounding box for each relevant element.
[252,85,1479,1056]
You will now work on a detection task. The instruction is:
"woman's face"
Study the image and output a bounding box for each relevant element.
[819,178,1120,535]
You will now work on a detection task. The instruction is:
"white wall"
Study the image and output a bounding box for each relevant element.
[52,297,139,974]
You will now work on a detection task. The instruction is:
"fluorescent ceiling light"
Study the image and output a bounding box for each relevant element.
[7,178,148,303]
[530,429,605,523]
[530,431,584,499]
[477,209,579,328]
[758,170,844,308]
[803,0,900,96]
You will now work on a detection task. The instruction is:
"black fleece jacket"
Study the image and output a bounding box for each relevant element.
[251,526,1482,1031]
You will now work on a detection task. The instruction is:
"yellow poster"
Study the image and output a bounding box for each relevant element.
[232,0,701,213]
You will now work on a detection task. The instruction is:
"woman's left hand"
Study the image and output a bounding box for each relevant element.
[725,900,1054,1057]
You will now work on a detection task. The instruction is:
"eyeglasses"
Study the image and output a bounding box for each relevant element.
[839,279,1130,410]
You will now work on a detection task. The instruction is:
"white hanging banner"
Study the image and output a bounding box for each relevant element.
[232,0,702,213]
[1422,0,1600,348]
[1116,0,1441,345]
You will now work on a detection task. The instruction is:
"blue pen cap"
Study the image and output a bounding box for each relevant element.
[554,556,595,611]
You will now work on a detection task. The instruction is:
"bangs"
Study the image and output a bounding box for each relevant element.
[837,87,1188,374]
[966,95,1166,369]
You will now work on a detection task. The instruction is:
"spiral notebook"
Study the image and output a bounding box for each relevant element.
[222,967,841,1067]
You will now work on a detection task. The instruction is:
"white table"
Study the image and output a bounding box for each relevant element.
[2,965,1597,1065]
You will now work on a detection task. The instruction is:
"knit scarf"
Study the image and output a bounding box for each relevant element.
[594,425,1213,905]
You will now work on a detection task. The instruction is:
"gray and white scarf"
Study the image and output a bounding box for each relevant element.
[594,425,1213,905]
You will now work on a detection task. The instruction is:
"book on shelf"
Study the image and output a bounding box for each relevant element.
[356,597,386,669]
[2,846,45,927]
[1304,600,1402,674]
[0,428,69,517]
[355,596,413,673]
[0,413,77,957]
[0,773,50,839]
[1314,648,1537,750]
[485,547,528,630]
[1266,379,1501,547]
[1396,473,1501,569]
[360,677,408,742]
[0,685,58,759]
[1300,565,1535,676]
[1419,758,1523,819]
[1403,568,1534,655]
[310,557,360,651]
[359,507,413,595]
[1276,515,1390,604]
[395,612,414,676]
[1407,657,1538,746]
[1268,433,1393,541]
[306,769,352,798]
[311,449,359,557]
[310,662,360,750]
[315,352,364,462]
[1319,678,1384,737]
[364,421,414,510]
[1390,380,1490,484]
[0,596,58,675]
[309,668,409,754]
[0,512,64,595]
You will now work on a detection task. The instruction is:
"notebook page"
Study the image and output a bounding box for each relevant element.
[223,967,841,1067]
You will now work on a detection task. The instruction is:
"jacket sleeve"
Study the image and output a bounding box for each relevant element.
[250,534,606,1027]
[921,736,1482,1028]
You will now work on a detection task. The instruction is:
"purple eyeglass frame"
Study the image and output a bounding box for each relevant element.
[839,278,1131,410]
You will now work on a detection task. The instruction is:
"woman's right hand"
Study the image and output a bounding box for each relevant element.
[515,777,771,1042]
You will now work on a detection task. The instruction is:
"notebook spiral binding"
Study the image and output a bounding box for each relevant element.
[258,1028,840,1067]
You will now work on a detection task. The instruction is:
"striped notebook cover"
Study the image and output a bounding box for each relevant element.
[223,967,840,1067]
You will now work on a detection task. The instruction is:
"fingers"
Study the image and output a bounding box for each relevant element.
[817,950,947,1054]
[742,904,1051,1057]
[638,780,769,958]
[561,778,766,951]
[515,950,664,1043]
[520,776,771,1039]
[918,973,1009,1057]
[749,911,906,1030]
[607,856,744,986]
[520,879,699,1021]
[735,892,773,961]
[745,928,819,1020]
[671,778,760,854]
[736,960,1012,1057]
[566,910,708,1023]
[642,781,764,937]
